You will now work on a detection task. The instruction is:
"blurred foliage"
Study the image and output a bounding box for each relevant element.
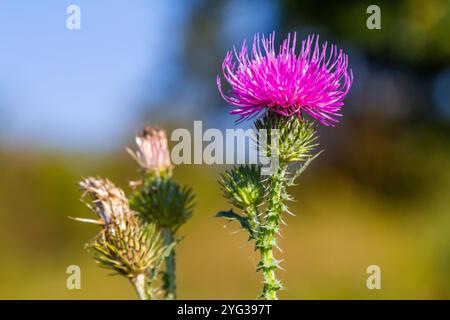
[282,0,450,68]
[0,122,449,298]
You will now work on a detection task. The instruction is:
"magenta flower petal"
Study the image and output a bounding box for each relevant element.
[217,32,353,126]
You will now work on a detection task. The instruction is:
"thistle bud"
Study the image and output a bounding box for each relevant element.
[130,178,194,232]
[127,127,172,176]
[88,218,169,280]
[219,165,264,210]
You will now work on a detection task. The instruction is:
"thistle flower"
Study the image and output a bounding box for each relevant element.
[74,176,173,299]
[127,127,172,175]
[128,125,195,300]
[215,32,349,300]
[217,32,353,126]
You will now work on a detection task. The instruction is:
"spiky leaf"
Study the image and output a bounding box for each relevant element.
[215,210,254,237]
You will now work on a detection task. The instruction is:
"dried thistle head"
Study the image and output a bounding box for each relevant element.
[75,177,132,228]
[127,127,172,176]
[88,219,170,279]
[75,177,173,280]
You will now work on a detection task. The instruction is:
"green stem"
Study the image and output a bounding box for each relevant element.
[258,164,287,300]
[245,204,260,239]
[131,273,150,300]
[162,228,176,300]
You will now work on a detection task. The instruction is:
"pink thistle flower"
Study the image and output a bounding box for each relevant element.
[217,32,353,126]
[127,127,172,174]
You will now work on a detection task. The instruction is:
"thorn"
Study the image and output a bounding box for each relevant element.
[275,258,286,271]
[68,216,104,225]
[285,210,296,217]
[275,243,283,253]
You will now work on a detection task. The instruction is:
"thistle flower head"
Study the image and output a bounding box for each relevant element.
[76,177,131,227]
[88,219,170,279]
[217,32,353,126]
[129,178,195,233]
[76,177,172,280]
[219,165,264,210]
[127,127,172,175]
[255,112,318,163]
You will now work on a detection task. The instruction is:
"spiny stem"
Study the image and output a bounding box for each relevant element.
[246,203,260,239]
[131,273,150,300]
[258,164,287,300]
[260,248,278,300]
[162,228,176,300]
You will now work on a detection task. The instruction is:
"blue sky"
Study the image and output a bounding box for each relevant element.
[0,0,280,151]
[0,0,191,150]
[0,1,447,152]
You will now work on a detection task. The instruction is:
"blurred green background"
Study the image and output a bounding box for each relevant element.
[0,0,449,299]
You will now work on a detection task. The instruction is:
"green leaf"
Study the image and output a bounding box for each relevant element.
[287,150,324,186]
[215,210,253,236]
